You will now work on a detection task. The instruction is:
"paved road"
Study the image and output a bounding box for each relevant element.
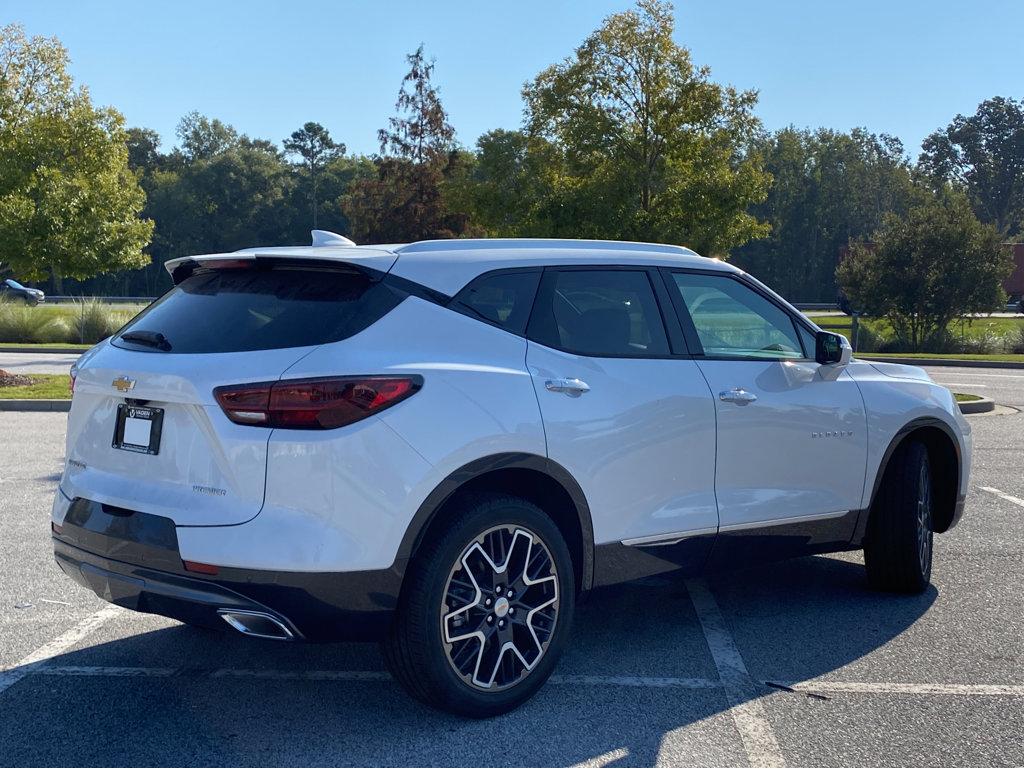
[0,352,79,376]
[0,369,1022,765]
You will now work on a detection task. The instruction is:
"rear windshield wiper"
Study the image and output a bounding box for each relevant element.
[120,330,172,351]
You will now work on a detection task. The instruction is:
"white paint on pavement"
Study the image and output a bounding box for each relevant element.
[978,486,1024,508]
[788,680,1024,697]
[686,579,787,768]
[21,664,1024,697]
[0,604,121,696]
[573,748,630,767]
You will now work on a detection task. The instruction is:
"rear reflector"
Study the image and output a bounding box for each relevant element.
[183,560,220,575]
[214,375,422,430]
[51,522,63,535]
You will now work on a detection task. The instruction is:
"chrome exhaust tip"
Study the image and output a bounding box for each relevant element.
[217,609,295,641]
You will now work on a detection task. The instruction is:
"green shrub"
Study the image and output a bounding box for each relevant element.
[850,322,886,353]
[1006,327,1024,355]
[0,301,61,343]
[70,298,123,344]
[34,317,73,343]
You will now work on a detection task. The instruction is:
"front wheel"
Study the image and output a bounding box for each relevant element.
[864,440,934,593]
[383,495,575,717]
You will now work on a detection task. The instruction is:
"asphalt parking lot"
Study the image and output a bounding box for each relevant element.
[0,363,1022,767]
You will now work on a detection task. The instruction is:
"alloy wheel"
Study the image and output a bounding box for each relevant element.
[440,525,559,691]
[917,460,933,574]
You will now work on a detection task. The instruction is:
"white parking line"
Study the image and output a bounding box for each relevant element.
[978,486,1024,508]
[788,681,1024,697]
[686,579,787,768]
[21,664,1024,697]
[0,604,121,696]
[930,372,1024,378]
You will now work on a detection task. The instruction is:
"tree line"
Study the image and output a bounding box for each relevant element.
[1,3,1022,348]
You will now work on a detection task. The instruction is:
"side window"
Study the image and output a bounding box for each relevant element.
[528,270,670,357]
[671,272,805,360]
[451,270,541,335]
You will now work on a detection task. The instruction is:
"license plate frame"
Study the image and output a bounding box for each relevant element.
[112,404,164,455]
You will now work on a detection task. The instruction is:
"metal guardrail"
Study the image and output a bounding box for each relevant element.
[43,296,156,304]
[792,303,840,311]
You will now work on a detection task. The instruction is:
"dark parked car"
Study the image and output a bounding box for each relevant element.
[0,278,44,306]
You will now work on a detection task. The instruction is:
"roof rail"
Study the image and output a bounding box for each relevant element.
[395,238,696,256]
[311,230,356,247]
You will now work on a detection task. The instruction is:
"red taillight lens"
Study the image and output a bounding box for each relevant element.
[214,376,422,430]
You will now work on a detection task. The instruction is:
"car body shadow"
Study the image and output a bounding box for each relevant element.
[0,554,935,767]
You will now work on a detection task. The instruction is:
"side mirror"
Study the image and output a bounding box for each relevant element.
[815,331,852,366]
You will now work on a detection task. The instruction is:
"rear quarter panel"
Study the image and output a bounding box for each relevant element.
[178,298,547,572]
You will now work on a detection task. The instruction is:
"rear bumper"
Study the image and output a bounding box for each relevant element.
[52,498,402,641]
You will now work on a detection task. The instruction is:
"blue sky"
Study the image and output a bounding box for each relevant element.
[8,0,1023,158]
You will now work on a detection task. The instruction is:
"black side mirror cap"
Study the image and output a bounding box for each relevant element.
[815,331,848,365]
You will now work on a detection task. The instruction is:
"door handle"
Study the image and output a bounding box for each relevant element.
[719,387,757,405]
[545,377,591,397]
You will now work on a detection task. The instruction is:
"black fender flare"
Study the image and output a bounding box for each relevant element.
[853,416,964,542]
[393,452,595,592]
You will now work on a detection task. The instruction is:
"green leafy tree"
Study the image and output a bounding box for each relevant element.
[732,127,915,301]
[836,191,1012,351]
[175,111,240,161]
[0,24,152,288]
[919,96,1024,236]
[520,0,769,254]
[125,127,163,174]
[344,46,477,242]
[283,122,343,228]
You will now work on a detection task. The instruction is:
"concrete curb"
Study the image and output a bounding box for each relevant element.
[958,397,996,415]
[0,346,86,354]
[861,356,1024,369]
[0,399,71,412]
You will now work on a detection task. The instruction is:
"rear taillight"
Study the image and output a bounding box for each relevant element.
[213,376,422,429]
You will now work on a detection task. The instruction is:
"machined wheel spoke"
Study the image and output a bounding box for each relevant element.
[441,523,560,692]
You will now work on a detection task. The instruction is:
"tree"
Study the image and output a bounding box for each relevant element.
[919,97,1024,236]
[283,122,343,228]
[176,111,240,161]
[125,127,162,173]
[520,0,769,255]
[731,127,915,301]
[344,46,476,242]
[836,191,1012,351]
[0,24,152,287]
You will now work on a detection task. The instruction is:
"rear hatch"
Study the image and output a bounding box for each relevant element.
[62,263,403,526]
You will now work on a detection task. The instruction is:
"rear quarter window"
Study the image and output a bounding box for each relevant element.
[114,267,402,354]
[450,270,541,335]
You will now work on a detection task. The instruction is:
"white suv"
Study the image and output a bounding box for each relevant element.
[52,234,971,716]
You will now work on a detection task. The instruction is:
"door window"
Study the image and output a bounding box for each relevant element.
[528,270,670,357]
[671,273,806,360]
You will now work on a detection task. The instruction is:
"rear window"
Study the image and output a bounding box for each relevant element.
[114,267,402,354]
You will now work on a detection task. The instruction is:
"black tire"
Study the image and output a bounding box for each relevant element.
[863,440,934,593]
[383,494,575,717]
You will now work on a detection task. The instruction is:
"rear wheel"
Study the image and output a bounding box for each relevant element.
[383,495,575,717]
[864,440,933,593]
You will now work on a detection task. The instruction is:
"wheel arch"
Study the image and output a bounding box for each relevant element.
[859,417,963,539]
[395,453,595,595]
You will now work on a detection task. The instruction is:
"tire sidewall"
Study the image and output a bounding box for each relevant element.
[409,497,576,717]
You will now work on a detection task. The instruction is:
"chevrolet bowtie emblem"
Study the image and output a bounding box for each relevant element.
[112,376,136,393]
